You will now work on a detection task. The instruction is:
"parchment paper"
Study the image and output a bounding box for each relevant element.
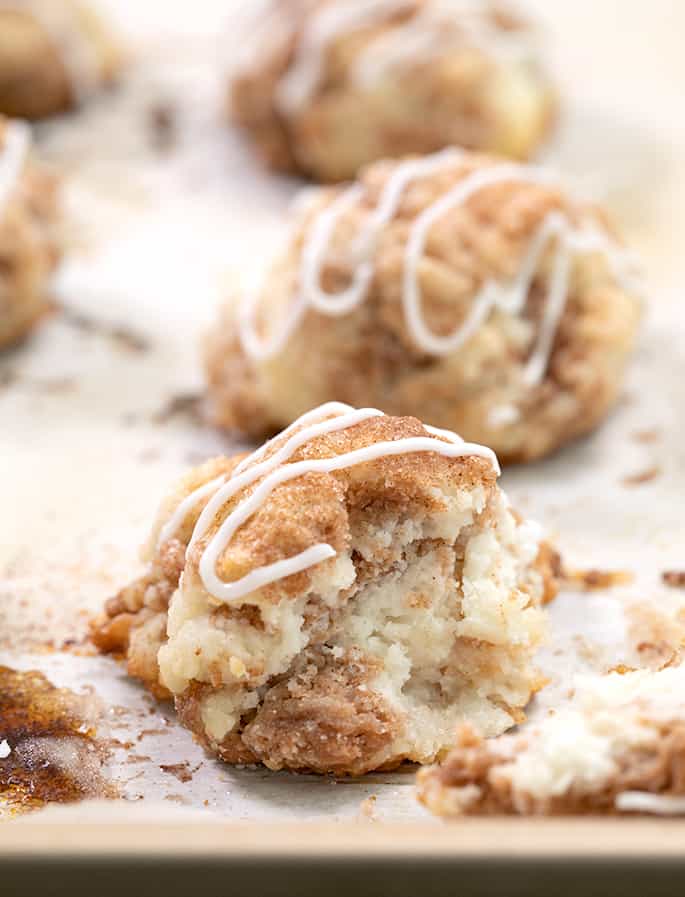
[2,0,684,823]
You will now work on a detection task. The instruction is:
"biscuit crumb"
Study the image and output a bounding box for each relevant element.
[621,466,661,486]
[148,102,177,153]
[159,762,194,783]
[359,794,378,820]
[563,568,634,591]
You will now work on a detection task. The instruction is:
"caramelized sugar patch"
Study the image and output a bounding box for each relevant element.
[0,666,116,815]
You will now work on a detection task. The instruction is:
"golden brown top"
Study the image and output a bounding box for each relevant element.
[160,410,497,605]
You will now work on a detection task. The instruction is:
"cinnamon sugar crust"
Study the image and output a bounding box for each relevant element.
[205,152,642,463]
[0,1,121,120]
[418,666,685,816]
[93,408,557,775]
[231,0,556,182]
[0,118,61,349]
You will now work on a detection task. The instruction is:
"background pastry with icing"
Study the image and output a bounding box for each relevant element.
[0,116,60,349]
[205,149,642,464]
[230,0,556,182]
[0,0,121,120]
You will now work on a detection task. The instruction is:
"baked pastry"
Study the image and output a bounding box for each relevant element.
[0,1,120,120]
[205,150,642,463]
[417,665,685,816]
[0,117,60,349]
[231,0,556,182]
[93,402,558,775]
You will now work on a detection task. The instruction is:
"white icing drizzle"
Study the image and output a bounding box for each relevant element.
[239,150,640,387]
[487,403,520,430]
[162,402,498,603]
[0,119,30,220]
[275,0,534,116]
[615,792,685,816]
[157,475,228,549]
[276,0,413,115]
[354,0,535,88]
[0,1,100,102]
[240,147,461,361]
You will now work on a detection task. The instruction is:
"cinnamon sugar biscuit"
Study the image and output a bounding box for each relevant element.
[231,0,556,182]
[205,151,642,463]
[93,403,557,775]
[0,117,60,349]
[0,1,121,120]
[418,665,685,816]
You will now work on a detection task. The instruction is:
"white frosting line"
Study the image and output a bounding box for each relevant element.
[189,404,386,556]
[157,475,228,548]
[239,147,462,362]
[0,1,100,102]
[161,403,363,545]
[0,119,30,220]
[275,0,534,115]
[487,403,520,430]
[240,150,641,387]
[232,401,358,476]
[275,0,412,116]
[354,0,535,88]
[615,792,685,816]
[168,403,498,604]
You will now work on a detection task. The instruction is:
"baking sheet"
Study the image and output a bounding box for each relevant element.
[1,0,685,824]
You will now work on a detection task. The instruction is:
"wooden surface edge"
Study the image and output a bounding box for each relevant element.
[3,818,685,859]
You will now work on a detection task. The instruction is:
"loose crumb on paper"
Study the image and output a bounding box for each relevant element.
[621,466,662,486]
[632,429,661,444]
[358,794,378,821]
[562,568,634,591]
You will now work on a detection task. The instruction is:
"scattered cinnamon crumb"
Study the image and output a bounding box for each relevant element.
[125,754,152,764]
[633,429,661,444]
[621,466,661,486]
[152,392,203,425]
[61,306,150,354]
[107,738,134,750]
[109,325,150,354]
[608,664,637,675]
[0,369,17,389]
[137,447,162,463]
[563,568,634,591]
[662,571,685,588]
[0,666,115,815]
[31,377,77,395]
[159,762,194,783]
[137,728,168,740]
[359,794,378,820]
[148,102,177,153]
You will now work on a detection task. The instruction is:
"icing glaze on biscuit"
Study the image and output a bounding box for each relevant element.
[239,150,640,386]
[276,0,534,115]
[161,401,498,602]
